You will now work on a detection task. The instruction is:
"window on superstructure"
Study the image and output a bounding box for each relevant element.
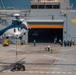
[53,5,60,9]
[46,5,52,9]
[47,0,54,2]
[0,18,1,24]
[2,19,7,26]
[31,5,37,9]
[38,5,45,9]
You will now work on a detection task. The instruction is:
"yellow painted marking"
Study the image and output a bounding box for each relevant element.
[28,25,63,29]
[71,18,76,23]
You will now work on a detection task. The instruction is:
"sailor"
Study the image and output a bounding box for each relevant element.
[33,39,36,46]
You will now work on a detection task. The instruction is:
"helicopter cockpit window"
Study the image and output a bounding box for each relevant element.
[0,18,1,24]
[12,20,22,25]
[21,24,27,30]
[24,33,26,35]
[18,28,19,31]
[14,28,16,33]
[18,21,22,25]
[18,28,21,31]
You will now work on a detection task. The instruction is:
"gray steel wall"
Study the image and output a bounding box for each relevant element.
[66,11,76,42]
[29,9,76,43]
[0,9,76,43]
[28,9,62,20]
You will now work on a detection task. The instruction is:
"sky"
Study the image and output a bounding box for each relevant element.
[0,0,30,10]
[70,0,76,9]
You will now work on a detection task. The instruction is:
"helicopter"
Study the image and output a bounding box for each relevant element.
[0,13,28,37]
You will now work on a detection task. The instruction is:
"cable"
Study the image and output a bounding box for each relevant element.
[0,0,5,10]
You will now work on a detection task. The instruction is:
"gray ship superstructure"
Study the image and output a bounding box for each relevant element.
[28,0,76,43]
[0,0,76,43]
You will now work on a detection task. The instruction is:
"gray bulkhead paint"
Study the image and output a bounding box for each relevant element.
[66,11,76,42]
[29,9,76,43]
[29,9,63,20]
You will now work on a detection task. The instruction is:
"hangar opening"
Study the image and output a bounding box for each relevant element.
[28,20,64,43]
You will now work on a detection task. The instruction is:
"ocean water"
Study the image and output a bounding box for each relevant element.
[70,0,76,9]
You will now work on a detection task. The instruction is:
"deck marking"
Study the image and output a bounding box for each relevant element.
[73,72,76,74]
[29,71,34,73]
[62,72,66,74]
[57,72,61,74]
[10,48,20,50]
[61,49,72,51]
[67,72,72,74]
[46,72,50,73]
[43,55,67,61]
[51,67,59,70]
[31,67,59,70]
[34,71,39,73]
[1,71,75,74]
[40,71,44,73]
[51,72,55,74]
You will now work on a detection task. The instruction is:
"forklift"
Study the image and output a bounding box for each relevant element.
[3,36,9,46]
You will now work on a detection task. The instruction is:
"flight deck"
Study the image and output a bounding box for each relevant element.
[0,43,76,75]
